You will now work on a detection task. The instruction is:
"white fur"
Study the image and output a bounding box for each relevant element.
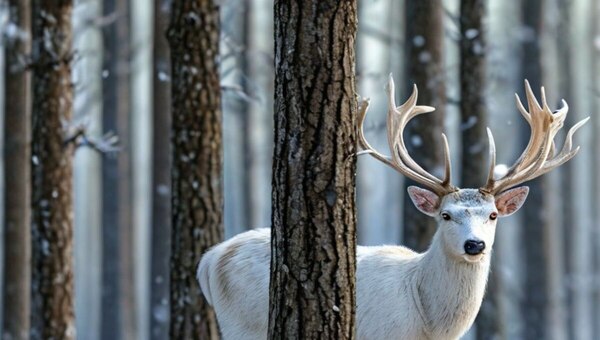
[197,188,527,340]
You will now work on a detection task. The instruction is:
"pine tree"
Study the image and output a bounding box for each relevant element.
[3,0,32,337]
[268,1,358,338]
[167,0,223,337]
[402,0,446,252]
[30,1,76,338]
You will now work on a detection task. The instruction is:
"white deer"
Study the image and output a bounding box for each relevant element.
[197,76,588,340]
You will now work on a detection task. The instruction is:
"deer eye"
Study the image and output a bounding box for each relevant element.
[441,213,451,221]
[489,212,498,220]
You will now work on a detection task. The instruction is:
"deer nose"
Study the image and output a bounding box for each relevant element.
[464,240,485,255]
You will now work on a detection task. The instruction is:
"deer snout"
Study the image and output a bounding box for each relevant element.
[464,240,485,255]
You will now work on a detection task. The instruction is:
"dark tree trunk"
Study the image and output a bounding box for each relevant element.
[460,0,488,189]
[402,0,446,252]
[2,0,31,338]
[268,1,358,339]
[457,1,501,338]
[30,1,75,339]
[101,0,135,338]
[520,0,548,338]
[149,0,172,338]
[167,0,223,338]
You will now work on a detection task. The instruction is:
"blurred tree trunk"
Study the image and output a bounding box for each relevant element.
[268,1,358,338]
[567,0,595,338]
[237,0,274,233]
[593,0,600,335]
[457,0,501,338]
[101,0,135,339]
[519,0,550,338]
[486,0,525,336]
[402,0,446,252]
[556,1,576,338]
[540,1,568,338]
[167,0,223,338]
[2,0,31,338]
[355,0,403,247]
[30,1,75,338]
[149,0,172,338]
[592,0,600,334]
[240,0,254,229]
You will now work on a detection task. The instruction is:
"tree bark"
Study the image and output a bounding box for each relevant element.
[460,0,488,189]
[519,0,549,338]
[2,0,31,338]
[101,0,135,338]
[402,0,446,252]
[149,0,172,338]
[458,1,502,338]
[30,1,75,339]
[268,1,358,339]
[167,0,223,338]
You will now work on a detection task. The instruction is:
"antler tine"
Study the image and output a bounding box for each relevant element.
[390,83,440,184]
[524,80,542,114]
[389,79,458,194]
[358,89,434,184]
[554,99,569,119]
[386,74,399,114]
[492,130,554,194]
[357,75,457,196]
[481,82,588,195]
[515,93,531,123]
[481,128,496,194]
[530,116,589,178]
[357,98,397,169]
[506,82,557,175]
[441,133,452,186]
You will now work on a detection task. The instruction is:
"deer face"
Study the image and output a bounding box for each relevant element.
[408,186,529,263]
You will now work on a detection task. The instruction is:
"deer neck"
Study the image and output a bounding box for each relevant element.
[415,232,491,338]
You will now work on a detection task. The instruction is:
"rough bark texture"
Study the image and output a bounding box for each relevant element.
[167,0,223,338]
[2,0,32,338]
[101,0,135,338]
[268,1,358,339]
[402,0,446,252]
[30,1,75,339]
[458,1,500,338]
[520,0,548,338]
[150,0,172,338]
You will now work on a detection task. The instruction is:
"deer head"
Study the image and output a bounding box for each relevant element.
[358,75,588,262]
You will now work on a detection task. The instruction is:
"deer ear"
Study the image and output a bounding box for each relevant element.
[407,186,440,217]
[495,186,529,217]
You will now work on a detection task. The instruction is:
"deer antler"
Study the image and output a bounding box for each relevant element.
[480,80,589,195]
[358,75,458,196]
